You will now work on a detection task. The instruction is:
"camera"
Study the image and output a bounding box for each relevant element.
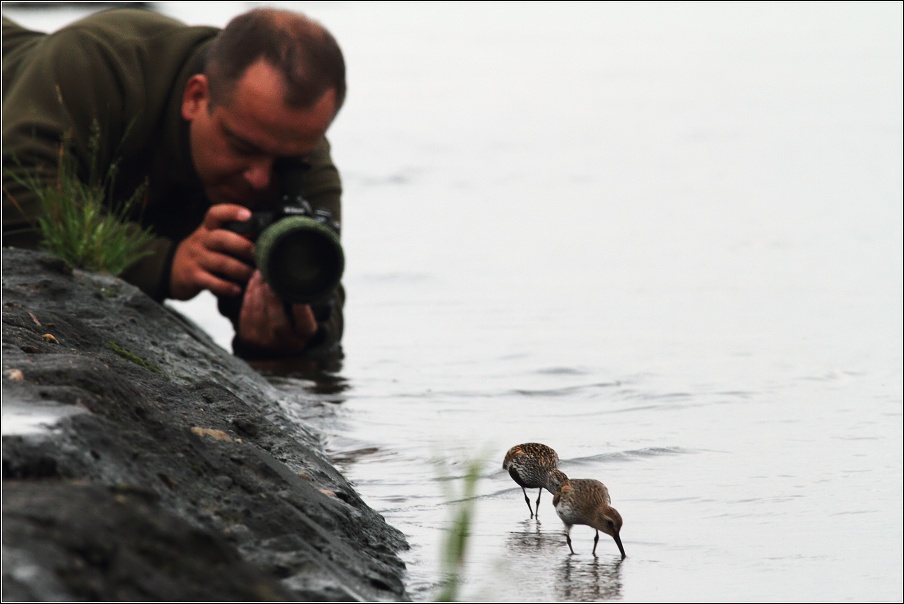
[223,164,344,304]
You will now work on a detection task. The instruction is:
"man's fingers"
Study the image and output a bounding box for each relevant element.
[203,203,252,229]
[205,228,255,263]
[200,251,254,285]
[238,273,311,353]
[170,205,256,300]
[196,271,243,298]
[257,279,292,333]
[291,304,318,340]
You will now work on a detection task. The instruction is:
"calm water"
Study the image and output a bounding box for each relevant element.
[6,2,902,600]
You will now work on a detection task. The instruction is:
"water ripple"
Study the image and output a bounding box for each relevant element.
[532,366,595,376]
[563,446,690,465]
[511,381,621,397]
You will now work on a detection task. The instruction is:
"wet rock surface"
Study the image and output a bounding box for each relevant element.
[1,248,409,601]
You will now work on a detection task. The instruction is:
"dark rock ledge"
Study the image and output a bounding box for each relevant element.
[1,247,409,601]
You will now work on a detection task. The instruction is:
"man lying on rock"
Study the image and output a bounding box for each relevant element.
[2,6,347,360]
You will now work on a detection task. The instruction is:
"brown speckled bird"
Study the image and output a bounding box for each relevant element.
[503,443,569,518]
[553,478,626,558]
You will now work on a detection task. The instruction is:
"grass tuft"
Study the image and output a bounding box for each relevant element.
[5,122,155,276]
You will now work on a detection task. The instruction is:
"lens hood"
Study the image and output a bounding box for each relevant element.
[255,216,344,303]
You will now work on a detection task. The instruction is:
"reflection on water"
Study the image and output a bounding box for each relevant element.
[556,557,624,602]
[492,517,625,601]
[505,518,560,554]
[251,355,347,396]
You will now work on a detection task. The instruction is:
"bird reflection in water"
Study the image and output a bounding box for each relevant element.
[502,518,624,601]
[557,555,624,601]
[504,518,551,553]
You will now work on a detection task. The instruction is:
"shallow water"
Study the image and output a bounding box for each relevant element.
[5,2,902,600]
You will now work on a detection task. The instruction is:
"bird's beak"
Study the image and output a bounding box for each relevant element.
[614,532,626,559]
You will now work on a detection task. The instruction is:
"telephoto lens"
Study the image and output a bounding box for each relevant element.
[254,215,344,303]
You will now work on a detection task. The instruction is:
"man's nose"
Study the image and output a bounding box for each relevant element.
[244,159,273,190]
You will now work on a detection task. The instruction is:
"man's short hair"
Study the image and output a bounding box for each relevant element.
[205,8,346,113]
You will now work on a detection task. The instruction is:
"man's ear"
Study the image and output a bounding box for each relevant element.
[181,74,209,121]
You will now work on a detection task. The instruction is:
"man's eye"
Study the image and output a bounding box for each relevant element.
[225,134,258,157]
[230,142,256,156]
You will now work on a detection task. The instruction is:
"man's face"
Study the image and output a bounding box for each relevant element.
[181,59,337,207]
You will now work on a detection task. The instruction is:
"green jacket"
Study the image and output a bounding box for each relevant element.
[2,9,344,358]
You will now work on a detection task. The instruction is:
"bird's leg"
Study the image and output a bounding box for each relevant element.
[535,489,542,517]
[521,487,534,518]
[592,530,599,557]
[565,526,575,554]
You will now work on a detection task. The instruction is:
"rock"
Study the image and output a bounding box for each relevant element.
[1,248,409,601]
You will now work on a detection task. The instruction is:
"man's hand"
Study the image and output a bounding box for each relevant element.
[170,204,256,300]
[237,271,318,355]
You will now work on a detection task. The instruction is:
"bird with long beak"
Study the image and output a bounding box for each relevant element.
[553,478,626,559]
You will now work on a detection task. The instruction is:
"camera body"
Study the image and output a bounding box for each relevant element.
[223,166,344,304]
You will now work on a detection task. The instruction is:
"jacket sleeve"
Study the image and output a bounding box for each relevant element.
[2,16,180,302]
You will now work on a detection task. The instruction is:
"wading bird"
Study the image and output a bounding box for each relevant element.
[553,478,626,558]
[503,442,568,518]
